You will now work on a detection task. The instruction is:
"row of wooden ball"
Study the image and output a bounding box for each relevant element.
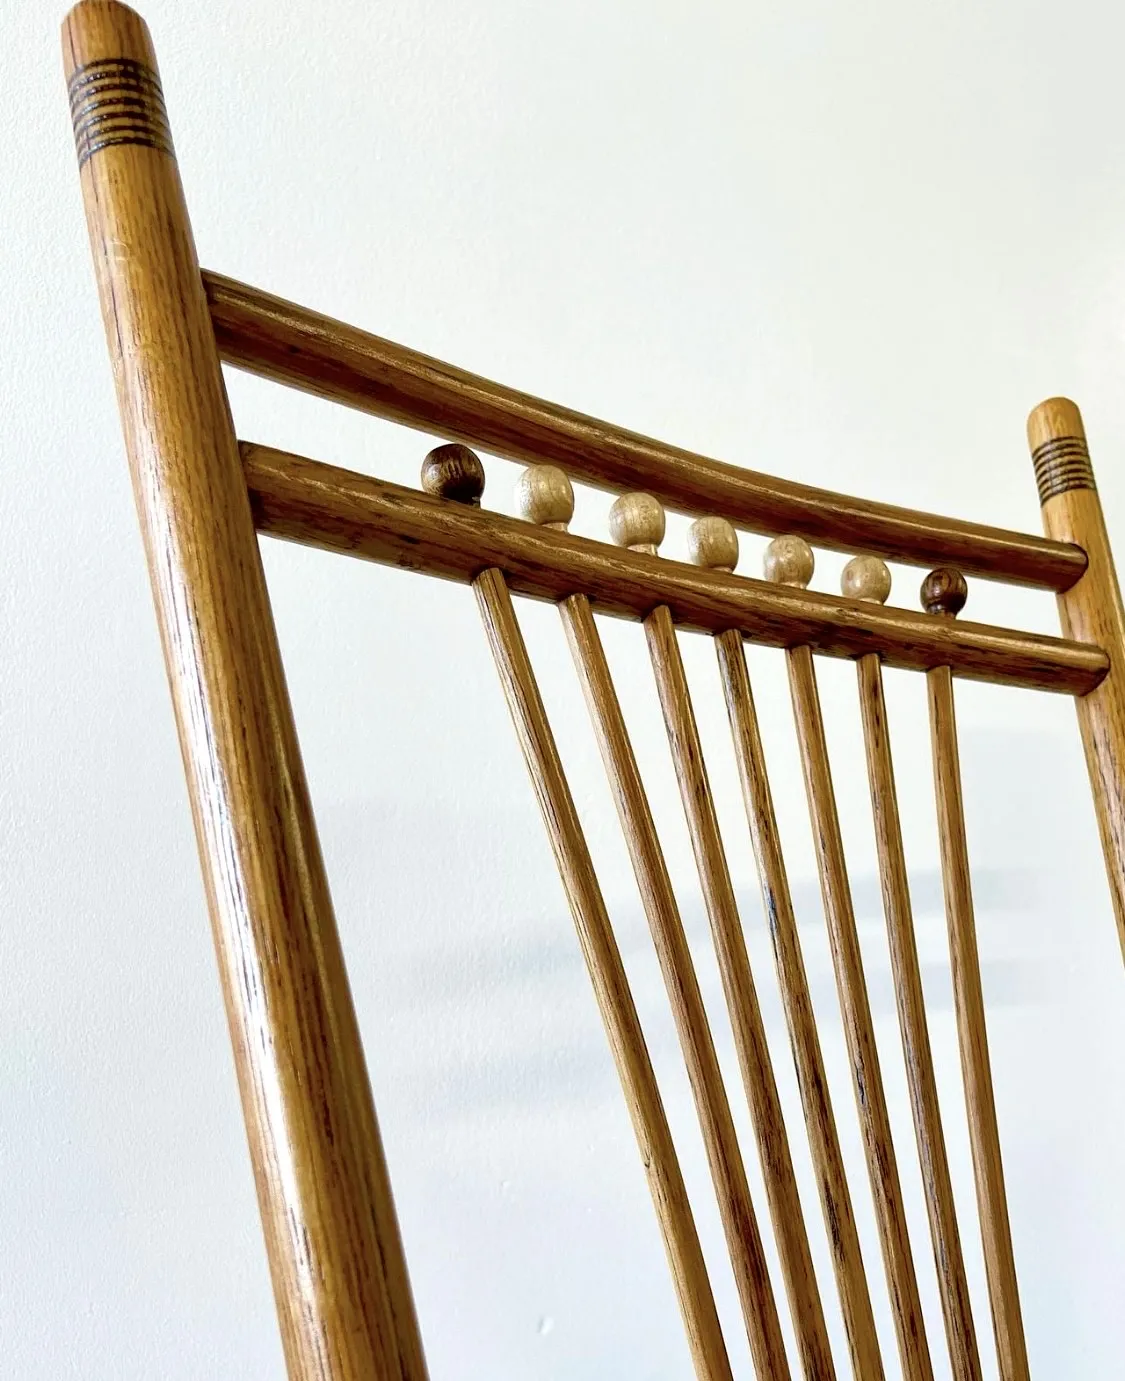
[420,444,969,619]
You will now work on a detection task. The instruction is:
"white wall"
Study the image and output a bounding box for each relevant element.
[4,0,1125,1375]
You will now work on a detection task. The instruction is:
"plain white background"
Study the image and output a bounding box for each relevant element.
[3,0,1125,1375]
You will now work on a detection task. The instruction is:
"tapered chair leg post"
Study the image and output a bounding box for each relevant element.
[63,6,427,1378]
[1028,398,1125,962]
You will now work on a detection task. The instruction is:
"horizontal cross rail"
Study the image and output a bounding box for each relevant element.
[206,272,1086,591]
[242,441,1106,695]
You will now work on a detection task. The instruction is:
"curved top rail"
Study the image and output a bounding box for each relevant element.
[206,272,1085,592]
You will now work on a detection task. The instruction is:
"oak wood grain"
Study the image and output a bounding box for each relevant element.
[927,665,1030,1381]
[62,5,427,1379]
[643,605,803,1381]
[858,653,982,1380]
[240,443,1107,696]
[204,274,1085,589]
[563,594,825,1378]
[715,630,885,1381]
[1029,398,1125,961]
[473,568,734,1381]
[787,645,934,1381]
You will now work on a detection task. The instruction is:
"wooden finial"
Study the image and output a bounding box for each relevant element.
[420,443,485,505]
[515,464,574,530]
[763,535,814,589]
[609,492,665,554]
[921,567,968,617]
[841,554,892,605]
[687,516,739,573]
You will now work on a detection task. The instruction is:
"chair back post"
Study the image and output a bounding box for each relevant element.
[1029,398,1125,962]
[62,5,427,1378]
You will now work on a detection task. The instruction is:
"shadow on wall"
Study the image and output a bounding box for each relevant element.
[319,723,1125,1381]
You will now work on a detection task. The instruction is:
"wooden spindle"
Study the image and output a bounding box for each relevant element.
[608,496,812,1381]
[846,558,982,1380]
[922,569,1030,1381]
[519,472,820,1377]
[700,530,885,1381]
[1027,398,1125,961]
[768,537,935,1381]
[63,5,427,1378]
[424,456,733,1381]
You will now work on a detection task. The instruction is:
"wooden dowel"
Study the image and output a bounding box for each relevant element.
[240,443,1107,697]
[426,454,733,1381]
[922,571,1030,1381]
[515,471,822,1378]
[204,272,1085,589]
[770,538,934,1381]
[845,558,982,1381]
[63,7,427,1378]
[607,496,804,1381]
[788,642,934,1381]
[699,523,883,1381]
[1028,398,1125,961]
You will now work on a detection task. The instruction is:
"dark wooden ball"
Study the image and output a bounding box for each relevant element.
[920,567,968,617]
[420,443,485,505]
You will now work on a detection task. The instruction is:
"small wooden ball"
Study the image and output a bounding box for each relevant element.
[687,516,739,572]
[763,534,814,589]
[515,465,574,530]
[420,443,485,505]
[841,555,892,605]
[609,492,665,553]
[921,567,968,617]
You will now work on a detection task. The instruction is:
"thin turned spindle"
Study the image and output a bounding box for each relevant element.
[423,450,733,1381]
[768,536,934,1381]
[922,569,1030,1381]
[1027,398,1125,960]
[63,5,426,1378]
[521,473,826,1380]
[694,524,885,1381]
[846,557,982,1381]
[609,494,805,1381]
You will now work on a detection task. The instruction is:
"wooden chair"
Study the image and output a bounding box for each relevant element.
[63,4,1125,1378]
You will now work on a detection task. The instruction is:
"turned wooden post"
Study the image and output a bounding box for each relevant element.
[1028,398,1125,962]
[62,6,427,1378]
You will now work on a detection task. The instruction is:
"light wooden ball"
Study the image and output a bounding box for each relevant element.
[687,516,739,572]
[841,555,892,605]
[420,443,485,505]
[515,465,574,529]
[609,492,665,552]
[921,567,968,617]
[763,534,814,588]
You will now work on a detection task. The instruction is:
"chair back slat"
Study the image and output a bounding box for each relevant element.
[716,627,886,1381]
[857,647,983,1379]
[927,659,1031,1381]
[786,640,935,1381]
[473,561,734,1381]
[643,601,822,1380]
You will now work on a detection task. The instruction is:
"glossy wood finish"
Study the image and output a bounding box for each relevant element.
[240,444,1107,696]
[561,595,811,1378]
[715,630,885,1381]
[645,605,829,1381]
[511,474,794,1376]
[63,7,427,1379]
[204,273,1085,589]
[1029,398,1125,961]
[472,568,733,1381]
[787,645,934,1381]
[927,661,1030,1381]
[858,656,982,1380]
[419,456,732,1380]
